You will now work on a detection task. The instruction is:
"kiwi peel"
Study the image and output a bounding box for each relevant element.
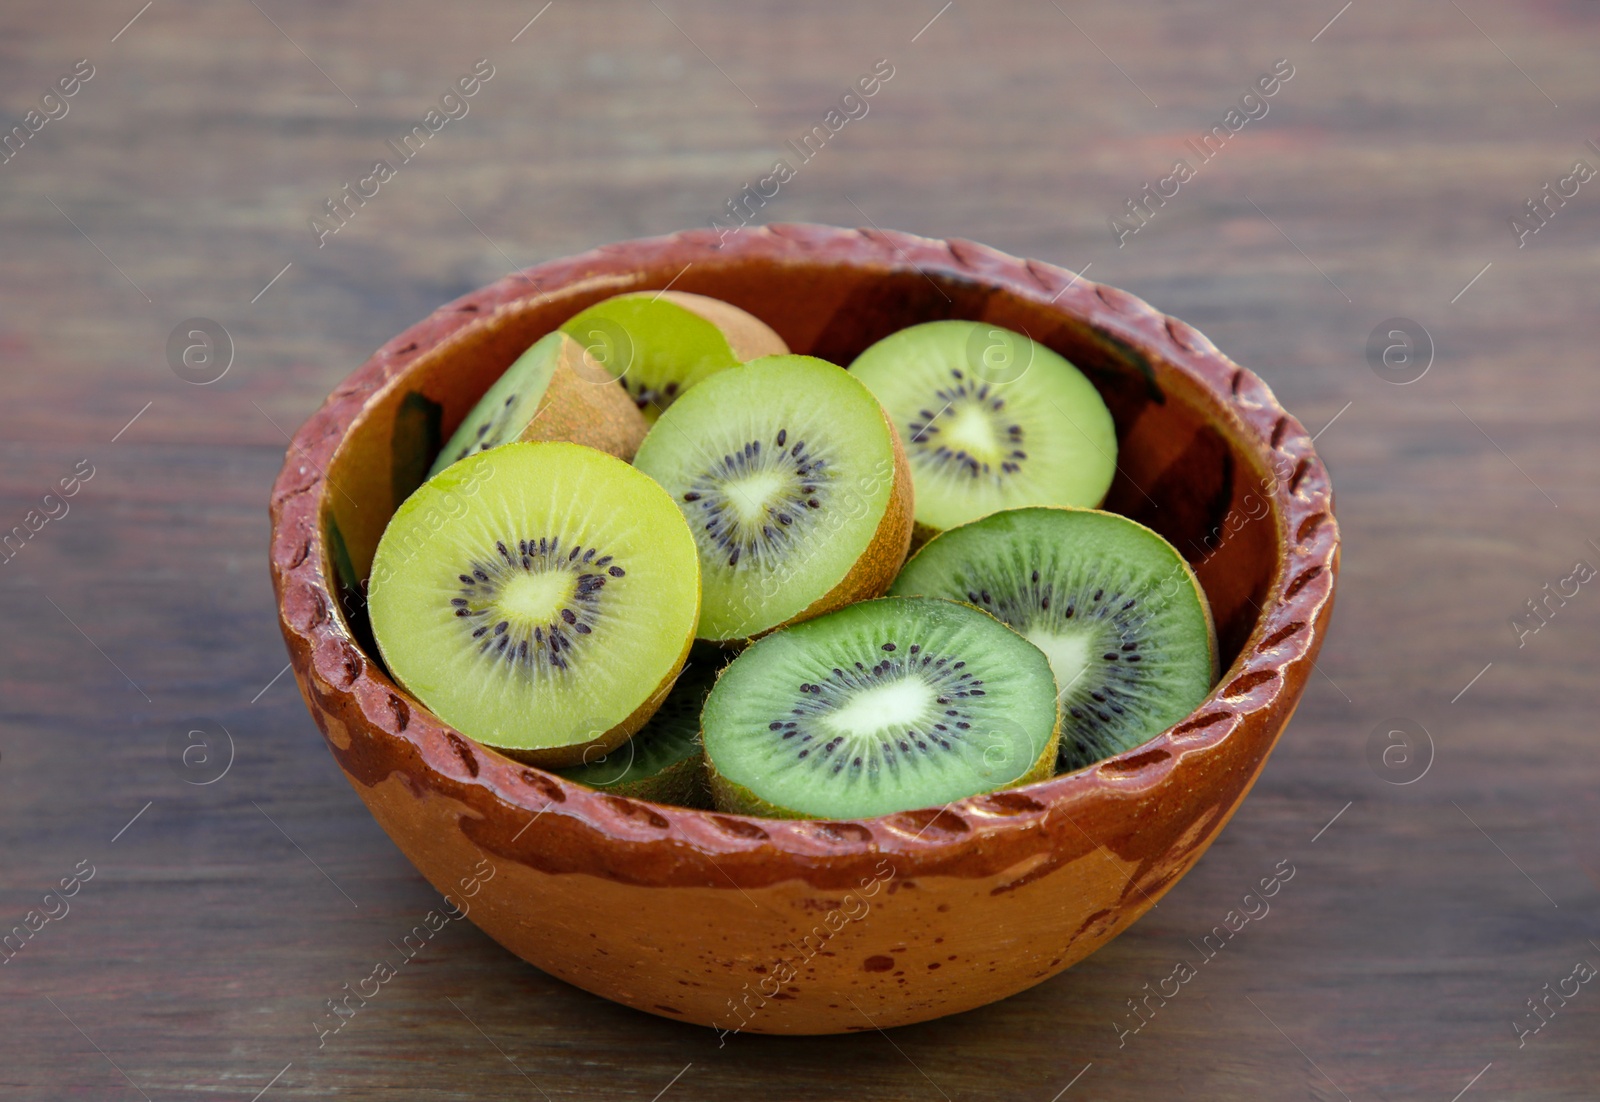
[890,506,1216,772]
[703,597,1060,820]
[560,290,788,423]
[430,331,648,477]
[370,442,701,768]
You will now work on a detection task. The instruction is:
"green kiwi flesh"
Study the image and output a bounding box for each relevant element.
[703,597,1060,820]
[632,355,904,643]
[849,320,1117,533]
[369,442,700,766]
[555,649,720,805]
[889,507,1216,772]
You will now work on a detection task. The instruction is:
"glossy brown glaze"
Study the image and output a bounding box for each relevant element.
[269,224,1338,1035]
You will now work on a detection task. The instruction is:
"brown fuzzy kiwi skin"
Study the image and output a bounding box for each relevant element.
[582,752,711,808]
[908,521,940,554]
[652,290,788,362]
[699,404,916,647]
[707,713,1060,820]
[517,333,649,461]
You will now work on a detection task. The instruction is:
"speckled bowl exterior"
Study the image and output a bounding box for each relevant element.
[269,224,1339,1036]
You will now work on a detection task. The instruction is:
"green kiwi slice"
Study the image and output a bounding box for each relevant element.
[429,331,647,477]
[369,442,701,767]
[631,355,913,644]
[703,597,1060,820]
[555,650,720,806]
[849,320,1117,535]
[889,507,1216,772]
[560,290,788,422]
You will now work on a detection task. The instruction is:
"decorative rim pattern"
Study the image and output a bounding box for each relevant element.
[269,223,1338,890]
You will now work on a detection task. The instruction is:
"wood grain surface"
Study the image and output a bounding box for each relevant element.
[3,1,1598,1098]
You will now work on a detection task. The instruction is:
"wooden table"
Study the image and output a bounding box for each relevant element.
[4,1,1597,1097]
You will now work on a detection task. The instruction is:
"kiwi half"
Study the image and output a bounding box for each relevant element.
[369,442,700,767]
[849,320,1117,537]
[429,331,648,477]
[704,597,1060,820]
[632,354,913,644]
[555,649,720,806]
[889,507,1216,772]
[560,291,788,422]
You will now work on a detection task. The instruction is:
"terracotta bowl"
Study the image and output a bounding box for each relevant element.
[269,224,1338,1036]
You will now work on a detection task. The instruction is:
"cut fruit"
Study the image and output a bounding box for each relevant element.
[631,355,914,643]
[703,596,1060,820]
[849,320,1117,536]
[555,648,720,806]
[889,507,1216,772]
[560,290,788,423]
[369,442,700,767]
[429,330,648,477]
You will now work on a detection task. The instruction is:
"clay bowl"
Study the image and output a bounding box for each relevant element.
[269,224,1338,1036]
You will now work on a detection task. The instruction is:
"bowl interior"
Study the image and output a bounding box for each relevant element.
[319,256,1280,711]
